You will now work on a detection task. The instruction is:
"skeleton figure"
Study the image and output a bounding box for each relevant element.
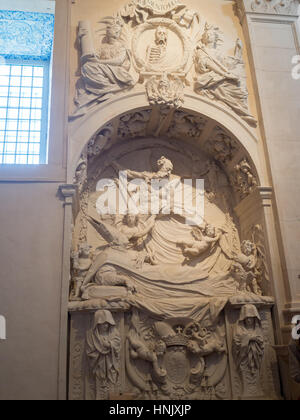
[146,26,169,67]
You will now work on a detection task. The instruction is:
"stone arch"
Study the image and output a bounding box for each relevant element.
[68,91,267,191]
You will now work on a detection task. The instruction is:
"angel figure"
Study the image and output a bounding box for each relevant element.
[80,213,157,293]
[177,224,224,262]
[232,231,264,296]
[194,23,256,126]
[73,17,135,117]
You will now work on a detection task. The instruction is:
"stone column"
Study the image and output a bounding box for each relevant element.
[58,184,77,399]
[235,0,300,324]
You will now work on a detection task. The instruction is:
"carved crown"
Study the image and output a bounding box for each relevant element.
[164,334,189,347]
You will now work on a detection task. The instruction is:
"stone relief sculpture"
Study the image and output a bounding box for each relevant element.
[118,110,151,139]
[73,18,136,117]
[177,224,225,263]
[146,25,169,67]
[69,135,279,400]
[70,137,270,308]
[206,126,238,164]
[70,243,92,301]
[251,0,299,14]
[146,73,184,109]
[86,310,121,400]
[194,23,256,126]
[71,0,257,126]
[125,310,228,399]
[68,1,281,400]
[233,225,268,295]
[231,158,258,199]
[166,111,207,139]
[233,305,265,398]
[87,124,114,158]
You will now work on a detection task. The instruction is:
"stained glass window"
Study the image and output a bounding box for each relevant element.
[0,10,55,164]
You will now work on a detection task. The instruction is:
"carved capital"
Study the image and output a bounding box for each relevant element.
[59,184,77,206]
[235,0,300,20]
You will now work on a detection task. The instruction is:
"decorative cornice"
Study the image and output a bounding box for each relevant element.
[235,0,300,20]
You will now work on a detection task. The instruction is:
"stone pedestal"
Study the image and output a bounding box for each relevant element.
[68,295,281,400]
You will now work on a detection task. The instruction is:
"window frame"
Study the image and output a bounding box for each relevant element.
[0,58,50,165]
[0,0,69,181]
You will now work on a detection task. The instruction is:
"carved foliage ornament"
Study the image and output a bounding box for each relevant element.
[236,0,300,15]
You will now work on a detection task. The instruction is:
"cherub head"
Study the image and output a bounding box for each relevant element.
[241,240,255,257]
[79,243,92,258]
[205,224,216,238]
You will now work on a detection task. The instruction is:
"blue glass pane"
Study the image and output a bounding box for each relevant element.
[0,11,55,61]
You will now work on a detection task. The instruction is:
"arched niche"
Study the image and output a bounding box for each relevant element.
[67,98,280,401]
[68,91,266,187]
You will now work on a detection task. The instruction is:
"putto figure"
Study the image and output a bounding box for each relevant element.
[73,18,135,117]
[177,224,224,262]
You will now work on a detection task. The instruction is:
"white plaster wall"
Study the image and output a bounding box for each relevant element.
[0,183,65,400]
[0,0,69,400]
[245,15,300,307]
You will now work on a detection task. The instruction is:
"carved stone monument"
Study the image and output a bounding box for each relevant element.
[68,0,280,401]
